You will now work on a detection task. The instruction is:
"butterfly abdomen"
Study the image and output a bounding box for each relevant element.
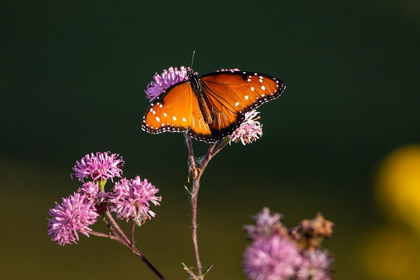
[188,70,213,124]
[197,93,213,124]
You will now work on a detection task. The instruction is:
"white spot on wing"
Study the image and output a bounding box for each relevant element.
[235,102,239,106]
[173,116,177,121]
[251,87,254,91]
[182,117,186,122]
[245,95,249,100]
[261,86,266,90]
[156,116,160,122]
[164,113,167,117]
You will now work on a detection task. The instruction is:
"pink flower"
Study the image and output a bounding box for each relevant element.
[109,176,161,224]
[71,152,124,182]
[297,250,334,280]
[230,110,263,145]
[244,207,284,240]
[77,182,99,202]
[145,66,189,101]
[77,182,108,213]
[47,193,99,246]
[244,235,302,280]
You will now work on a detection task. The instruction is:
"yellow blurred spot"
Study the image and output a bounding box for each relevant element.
[376,145,420,232]
[363,227,420,280]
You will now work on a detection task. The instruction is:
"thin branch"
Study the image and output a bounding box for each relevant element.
[105,210,131,245]
[131,220,136,246]
[212,137,230,157]
[90,230,114,239]
[102,216,130,246]
[131,246,166,280]
[190,142,217,279]
[99,214,166,280]
[182,263,199,280]
[184,133,198,179]
[90,230,131,247]
[201,143,217,171]
[191,178,202,278]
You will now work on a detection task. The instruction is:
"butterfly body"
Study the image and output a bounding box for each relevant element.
[188,70,213,124]
[142,69,286,143]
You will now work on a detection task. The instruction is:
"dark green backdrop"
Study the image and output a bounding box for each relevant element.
[1,1,419,279]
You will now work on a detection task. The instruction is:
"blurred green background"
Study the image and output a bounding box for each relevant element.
[1,0,420,279]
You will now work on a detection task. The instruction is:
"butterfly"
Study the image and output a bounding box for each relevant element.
[141,69,286,143]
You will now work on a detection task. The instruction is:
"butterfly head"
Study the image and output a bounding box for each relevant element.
[187,69,202,93]
[187,69,197,79]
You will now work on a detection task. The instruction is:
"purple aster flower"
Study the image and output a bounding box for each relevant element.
[296,250,334,280]
[48,193,99,246]
[71,152,124,183]
[109,176,161,225]
[76,182,108,212]
[145,66,189,101]
[230,110,263,145]
[244,207,285,240]
[244,235,302,280]
[77,182,99,202]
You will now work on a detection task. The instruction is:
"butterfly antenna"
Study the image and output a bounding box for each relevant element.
[190,50,196,69]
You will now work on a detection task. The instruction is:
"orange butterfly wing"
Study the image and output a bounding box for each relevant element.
[141,81,215,142]
[200,71,285,140]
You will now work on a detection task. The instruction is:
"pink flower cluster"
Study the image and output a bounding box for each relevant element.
[109,176,162,225]
[145,66,190,101]
[230,110,263,145]
[243,208,334,280]
[48,193,99,246]
[71,151,124,182]
[48,152,161,246]
[244,235,302,280]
